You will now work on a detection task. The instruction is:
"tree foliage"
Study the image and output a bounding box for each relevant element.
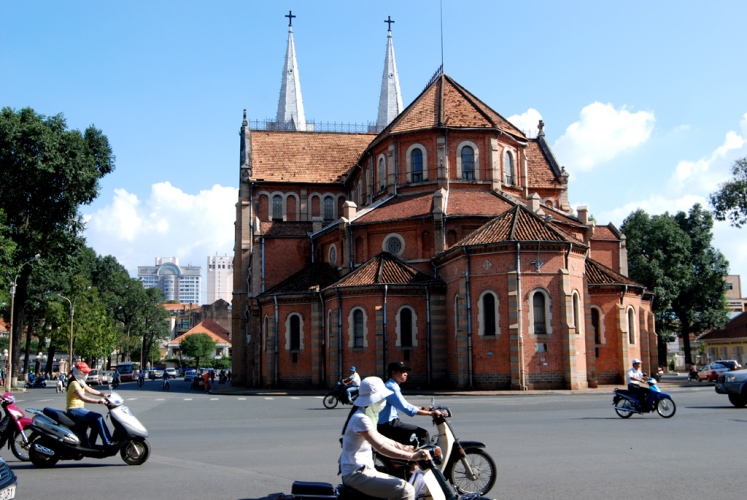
[621,204,730,365]
[710,157,747,227]
[180,333,216,369]
[0,107,114,377]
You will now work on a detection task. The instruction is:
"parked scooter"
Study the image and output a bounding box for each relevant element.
[275,443,493,500]
[375,401,496,495]
[323,380,358,409]
[0,393,33,461]
[613,376,677,418]
[25,390,150,467]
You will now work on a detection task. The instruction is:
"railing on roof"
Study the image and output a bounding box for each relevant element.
[248,119,385,134]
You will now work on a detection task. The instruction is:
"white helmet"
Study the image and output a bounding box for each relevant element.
[632,359,641,366]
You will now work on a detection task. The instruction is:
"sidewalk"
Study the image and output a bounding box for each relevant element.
[209,374,697,397]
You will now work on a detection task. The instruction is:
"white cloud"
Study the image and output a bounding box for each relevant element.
[508,108,543,138]
[553,102,655,171]
[82,183,238,287]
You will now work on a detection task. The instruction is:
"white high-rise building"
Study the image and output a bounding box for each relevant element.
[207,255,234,304]
[138,257,202,304]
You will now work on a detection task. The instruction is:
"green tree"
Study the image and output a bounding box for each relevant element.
[179,334,216,370]
[710,157,747,227]
[621,204,730,365]
[0,107,114,379]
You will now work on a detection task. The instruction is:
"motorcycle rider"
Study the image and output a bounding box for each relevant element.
[340,376,428,500]
[378,361,442,446]
[66,361,112,447]
[342,366,360,403]
[626,359,651,408]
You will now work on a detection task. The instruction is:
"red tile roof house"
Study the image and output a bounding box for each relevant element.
[230,27,654,390]
[167,319,232,360]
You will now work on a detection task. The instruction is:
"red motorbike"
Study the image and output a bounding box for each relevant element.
[0,392,33,461]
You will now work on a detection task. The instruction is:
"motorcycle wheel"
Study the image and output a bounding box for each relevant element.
[121,437,150,465]
[29,438,59,468]
[614,398,635,418]
[449,448,497,495]
[10,430,31,461]
[656,397,676,418]
[323,394,339,409]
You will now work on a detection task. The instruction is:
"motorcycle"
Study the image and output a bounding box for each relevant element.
[375,401,496,495]
[613,376,677,418]
[25,390,150,468]
[323,380,358,409]
[0,393,33,461]
[112,374,120,389]
[688,366,699,382]
[55,375,66,393]
[274,443,493,500]
[137,372,145,387]
[28,376,46,388]
[161,378,170,391]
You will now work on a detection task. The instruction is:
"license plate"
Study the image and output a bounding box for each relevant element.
[0,485,16,499]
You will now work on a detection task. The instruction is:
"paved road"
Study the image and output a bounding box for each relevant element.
[8,380,746,499]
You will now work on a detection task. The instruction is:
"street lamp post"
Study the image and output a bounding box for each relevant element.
[6,254,40,392]
[58,286,89,367]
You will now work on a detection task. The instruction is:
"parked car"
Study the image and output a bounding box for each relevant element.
[714,359,741,371]
[715,368,747,407]
[101,371,114,384]
[697,363,730,382]
[0,456,17,499]
[85,369,102,385]
[183,369,197,382]
[165,368,179,379]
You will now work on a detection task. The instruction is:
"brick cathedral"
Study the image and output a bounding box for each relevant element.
[231,18,656,390]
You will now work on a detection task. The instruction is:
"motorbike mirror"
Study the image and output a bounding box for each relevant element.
[409,433,419,447]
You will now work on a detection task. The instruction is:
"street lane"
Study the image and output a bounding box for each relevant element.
[9,382,745,499]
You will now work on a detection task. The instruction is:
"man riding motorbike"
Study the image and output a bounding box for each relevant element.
[342,366,360,403]
[66,362,112,447]
[626,358,651,409]
[377,361,442,446]
[340,376,429,500]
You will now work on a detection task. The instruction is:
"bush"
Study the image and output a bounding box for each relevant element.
[211,358,231,369]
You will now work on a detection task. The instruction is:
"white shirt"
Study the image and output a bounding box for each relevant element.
[348,372,361,386]
[626,367,644,385]
[340,410,375,476]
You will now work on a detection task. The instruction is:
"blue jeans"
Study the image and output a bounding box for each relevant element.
[346,385,359,403]
[68,408,112,446]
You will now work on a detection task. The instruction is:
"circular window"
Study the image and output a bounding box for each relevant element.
[385,236,403,254]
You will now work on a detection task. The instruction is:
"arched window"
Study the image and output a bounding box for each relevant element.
[411,148,423,183]
[628,308,636,345]
[353,309,364,348]
[328,245,337,266]
[290,315,301,351]
[533,292,547,335]
[272,195,283,221]
[323,196,334,222]
[400,308,413,347]
[591,308,601,344]
[263,316,270,351]
[572,291,582,335]
[461,146,475,180]
[378,156,386,191]
[481,292,497,336]
[504,150,515,186]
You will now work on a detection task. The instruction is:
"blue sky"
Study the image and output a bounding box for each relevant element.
[3,1,747,299]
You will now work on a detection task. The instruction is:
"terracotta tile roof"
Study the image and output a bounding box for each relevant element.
[698,312,747,341]
[250,131,374,183]
[526,140,562,187]
[380,74,526,138]
[457,205,586,246]
[262,262,339,295]
[585,258,641,287]
[354,192,435,224]
[592,224,622,240]
[446,190,515,217]
[169,318,232,345]
[261,221,314,237]
[330,252,440,288]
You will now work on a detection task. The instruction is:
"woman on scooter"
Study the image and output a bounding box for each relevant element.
[340,376,429,500]
[66,362,112,447]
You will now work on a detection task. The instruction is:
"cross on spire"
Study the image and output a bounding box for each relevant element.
[384,16,394,31]
[285,10,296,27]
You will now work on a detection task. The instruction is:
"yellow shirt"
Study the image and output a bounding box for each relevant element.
[66,379,87,410]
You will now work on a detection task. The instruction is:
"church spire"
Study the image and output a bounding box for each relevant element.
[276,11,306,131]
[376,16,403,131]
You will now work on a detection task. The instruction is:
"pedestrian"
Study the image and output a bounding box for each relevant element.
[227,370,232,383]
[210,369,215,384]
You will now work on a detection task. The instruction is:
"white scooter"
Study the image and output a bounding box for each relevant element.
[25,390,150,468]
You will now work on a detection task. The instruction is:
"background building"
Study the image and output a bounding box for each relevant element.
[138,257,202,304]
[207,255,234,304]
[725,275,747,313]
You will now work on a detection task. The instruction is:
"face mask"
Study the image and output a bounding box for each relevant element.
[364,399,386,424]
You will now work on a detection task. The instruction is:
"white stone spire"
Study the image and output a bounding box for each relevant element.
[276,14,306,131]
[376,19,403,131]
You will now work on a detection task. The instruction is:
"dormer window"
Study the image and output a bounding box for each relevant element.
[378,156,386,191]
[504,150,516,186]
[411,148,423,183]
